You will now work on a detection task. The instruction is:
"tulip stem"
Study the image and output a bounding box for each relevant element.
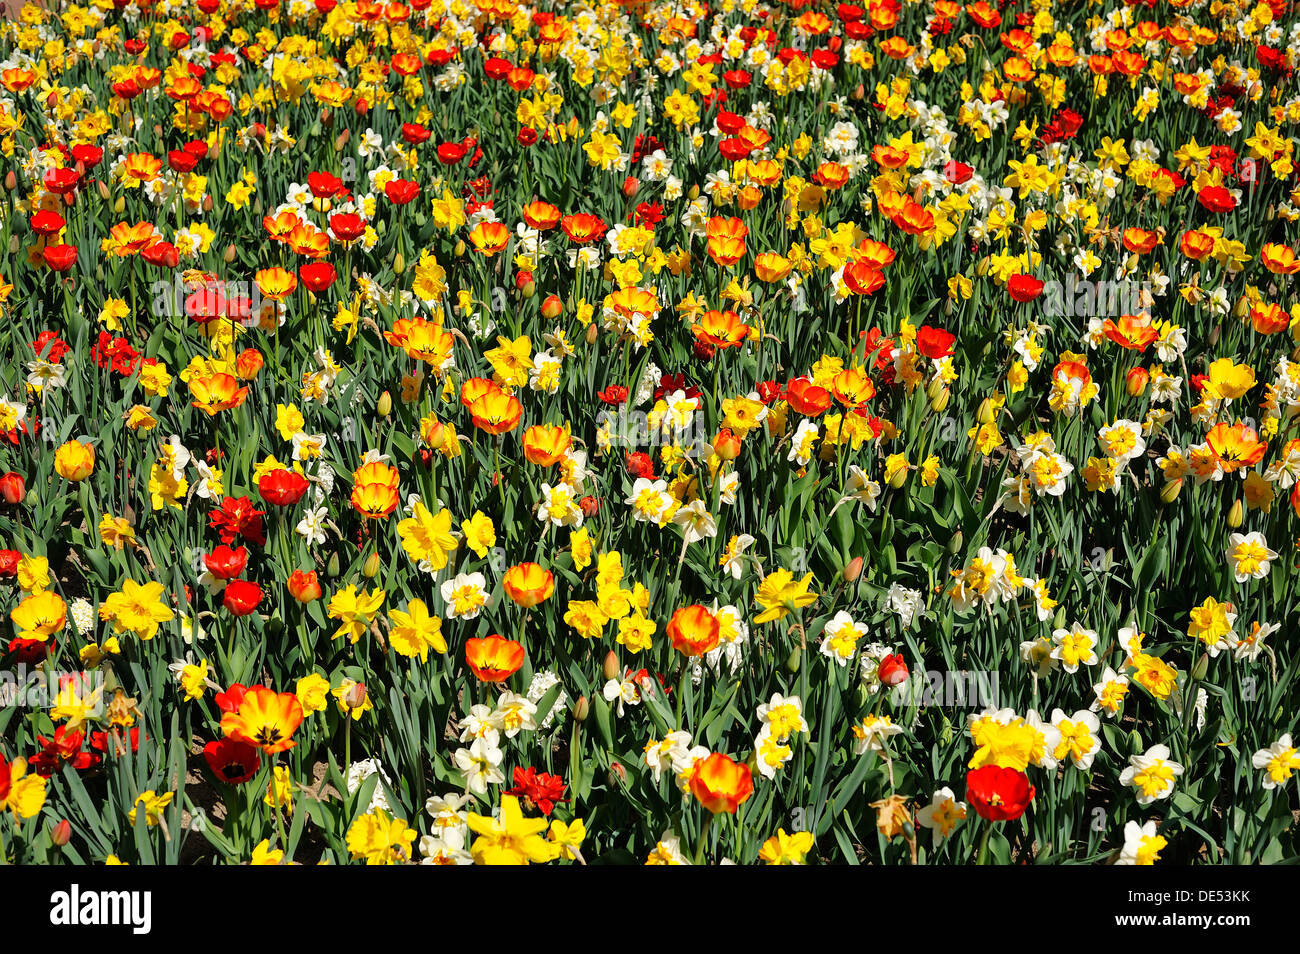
[976,821,992,865]
[693,813,712,866]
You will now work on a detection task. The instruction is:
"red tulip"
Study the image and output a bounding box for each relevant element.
[258,468,309,506]
[299,262,337,292]
[222,579,262,616]
[966,765,1035,821]
[0,472,25,504]
[1007,274,1044,302]
[204,545,249,580]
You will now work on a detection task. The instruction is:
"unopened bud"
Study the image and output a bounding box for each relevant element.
[541,294,563,319]
[607,761,627,787]
[843,556,863,582]
[327,551,341,576]
[1190,652,1209,682]
[344,681,368,709]
[929,385,950,412]
[223,243,236,263]
[573,695,589,722]
[976,397,996,425]
[1160,478,1183,503]
[97,180,110,201]
[948,530,963,553]
[3,170,15,190]
[377,390,392,417]
[785,647,801,673]
[1226,498,1244,528]
[393,251,405,275]
[113,196,125,214]
[362,550,381,578]
[454,240,466,258]
[50,819,72,846]
[1126,366,1149,397]
[603,650,620,681]
[585,322,598,345]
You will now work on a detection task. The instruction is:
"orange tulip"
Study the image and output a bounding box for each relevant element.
[221,687,305,755]
[468,221,510,256]
[465,635,526,682]
[692,309,750,350]
[690,752,754,814]
[350,461,400,518]
[666,604,722,657]
[469,389,523,435]
[384,316,455,365]
[521,423,571,466]
[188,372,250,416]
[503,562,555,608]
[522,201,561,230]
[1205,422,1267,472]
[255,266,298,302]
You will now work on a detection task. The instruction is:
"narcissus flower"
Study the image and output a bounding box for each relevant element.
[396,502,458,570]
[465,635,526,682]
[465,795,559,865]
[1119,745,1184,805]
[220,686,305,754]
[754,569,818,623]
[689,752,754,814]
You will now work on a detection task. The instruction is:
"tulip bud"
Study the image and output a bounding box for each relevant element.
[0,472,25,505]
[603,650,620,681]
[50,819,72,847]
[929,385,950,412]
[520,277,535,298]
[1226,498,1244,528]
[713,427,742,460]
[454,240,466,258]
[1160,478,1183,503]
[97,180,110,201]
[202,194,213,212]
[1126,366,1149,397]
[393,251,405,275]
[223,243,236,263]
[947,530,963,553]
[785,647,801,673]
[541,294,563,319]
[1207,323,1221,347]
[622,175,640,198]
[852,83,865,99]
[334,129,350,152]
[843,556,863,582]
[1233,296,1250,320]
[234,348,263,380]
[607,762,627,787]
[327,551,341,576]
[363,550,381,578]
[377,390,392,417]
[976,397,996,425]
[3,170,16,190]
[344,681,368,710]
[573,695,589,722]
[688,184,700,200]
[1190,652,1209,682]
[585,322,598,345]
[113,196,125,214]
[579,495,599,518]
